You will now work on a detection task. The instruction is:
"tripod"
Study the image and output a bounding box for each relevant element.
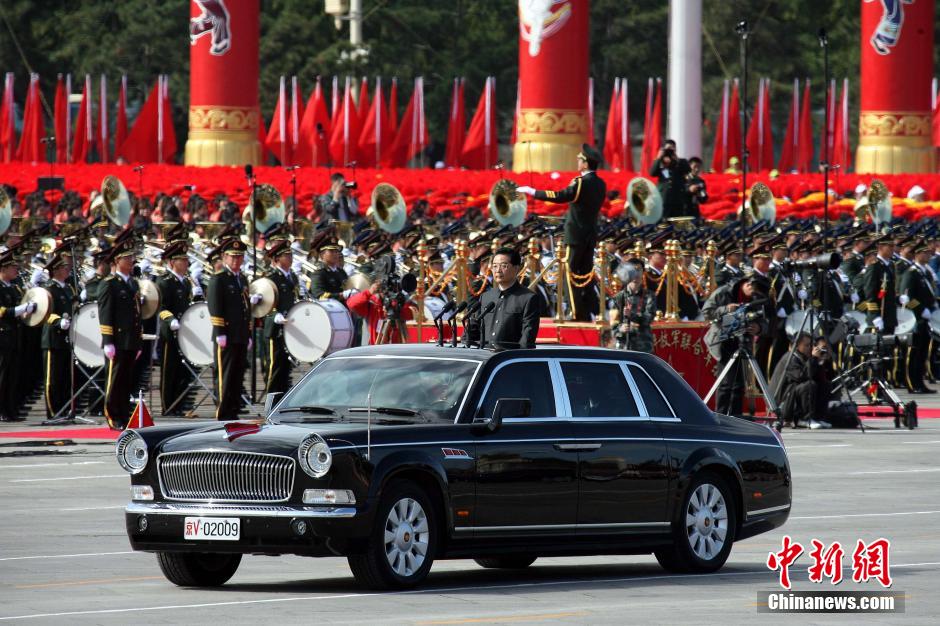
[832,338,914,429]
[705,334,780,423]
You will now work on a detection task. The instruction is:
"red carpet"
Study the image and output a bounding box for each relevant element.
[0,427,120,440]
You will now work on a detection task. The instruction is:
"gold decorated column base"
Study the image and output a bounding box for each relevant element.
[512,108,587,173]
[855,111,936,174]
[184,105,262,167]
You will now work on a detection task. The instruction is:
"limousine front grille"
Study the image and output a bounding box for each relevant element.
[158,451,295,503]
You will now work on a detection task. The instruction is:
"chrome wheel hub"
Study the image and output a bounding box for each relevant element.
[384,497,429,577]
[685,483,728,561]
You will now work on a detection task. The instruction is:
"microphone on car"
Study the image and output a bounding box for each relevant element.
[434,301,456,346]
[449,301,470,347]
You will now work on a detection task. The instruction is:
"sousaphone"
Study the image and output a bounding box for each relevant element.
[93,175,131,227]
[626,177,664,225]
[740,182,776,226]
[0,186,11,237]
[242,184,286,238]
[488,179,527,227]
[854,179,892,228]
[371,183,407,234]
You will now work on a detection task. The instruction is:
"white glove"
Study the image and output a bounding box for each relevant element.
[59,317,70,331]
[27,302,37,315]
[140,259,153,275]
[104,344,116,360]
[192,284,204,298]
[342,288,358,299]
[30,269,46,286]
[873,317,884,331]
[83,268,95,282]
[13,303,29,317]
[850,292,860,304]
[516,185,536,196]
[216,335,227,348]
[169,318,180,332]
[249,293,263,305]
[274,312,287,325]
[777,307,787,319]
[79,288,87,302]
[798,289,808,300]
[899,294,910,306]
[139,294,147,305]
[792,273,801,284]
[922,309,932,320]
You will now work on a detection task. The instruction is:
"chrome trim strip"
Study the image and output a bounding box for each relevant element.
[649,417,682,423]
[625,362,678,419]
[618,361,649,417]
[454,521,670,533]
[554,443,602,451]
[549,359,572,418]
[473,358,560,420]
[125,502,356,519]
[746,504,791,518]
[329,436,780,450]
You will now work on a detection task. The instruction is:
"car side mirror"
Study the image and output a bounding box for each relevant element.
[475,398,530,433]
[263,392,283,416]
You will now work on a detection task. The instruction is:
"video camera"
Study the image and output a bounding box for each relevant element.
[373,255,417,322]
[783,252,842,272]
[717,298,767,343]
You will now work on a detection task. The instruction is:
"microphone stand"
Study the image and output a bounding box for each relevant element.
[450,309,460,348]
[818,28,832,349]
[246,166,258,406]
[735,19,750,259]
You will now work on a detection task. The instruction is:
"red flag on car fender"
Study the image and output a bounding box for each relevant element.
[130,391,154,429]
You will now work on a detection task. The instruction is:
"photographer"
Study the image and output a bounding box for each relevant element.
[684,156,708,219]
[769,333,831,429]
[648,139,690,220]
[703,275,770,417]
[319,173,359,223]
[345,256,414,345]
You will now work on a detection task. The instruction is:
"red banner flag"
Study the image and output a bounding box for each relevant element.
[265,76,289,165]
[72,75,93,164]
[357,76,387,168]
[16,74,46,163]
[0,73,14,163]
[710,79,729,173]
[603,78,621,169]
[130,391,154,429]
[115,75,128,162]
[746,78,774,171]
[357,77,370,121]
[119,76,175,164]
[643,78,663,173]
[725,79,742,170]
[384,77,429,168]
[97,75,109,163]
[640,78,654,173]
[797,79,814,173]
[445,78,465,167]
[298,76,331,166]
[619,78,634,172]
[830,78,851,171]
[330,75,339,128]
[461,77,496,170]
[777,79,799,173]
[289,76,303,166]
[54,75,68,163]
[329,77,360,167]
[158,75,176,164]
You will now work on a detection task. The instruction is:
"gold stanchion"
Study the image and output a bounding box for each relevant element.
[664,239,681,320]
[455,240,468,304]
[554,239,567,322]
[414,240,428,343]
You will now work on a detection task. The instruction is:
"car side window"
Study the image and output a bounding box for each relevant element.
[561,362,640,418]
[478,361,555,419]
[628,365,676,418]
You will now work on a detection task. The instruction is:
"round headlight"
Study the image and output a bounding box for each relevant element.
[116,430,149,475]
[299,435,332,478]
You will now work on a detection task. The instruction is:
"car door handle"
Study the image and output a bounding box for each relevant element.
[554,443,602,451]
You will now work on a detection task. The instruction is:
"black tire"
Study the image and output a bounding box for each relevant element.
[347,480,438,590]
[156,552,242,587]
[655,471,737,574]
[474,556,537,570]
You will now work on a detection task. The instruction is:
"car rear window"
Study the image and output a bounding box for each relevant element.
[561,362,640,418]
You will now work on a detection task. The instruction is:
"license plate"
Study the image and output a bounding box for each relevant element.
[183,517,240,541]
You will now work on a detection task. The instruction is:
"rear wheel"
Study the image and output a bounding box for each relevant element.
[156,552,242,587]
[474,556,537,570]
[347,480,438,590]
[655,471,736,573]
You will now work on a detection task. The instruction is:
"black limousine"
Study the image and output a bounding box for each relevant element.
[119,345,791,590]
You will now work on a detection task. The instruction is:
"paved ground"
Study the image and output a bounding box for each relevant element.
[1,413,939,624]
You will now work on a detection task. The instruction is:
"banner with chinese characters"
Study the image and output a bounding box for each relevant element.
[653,321,716,409]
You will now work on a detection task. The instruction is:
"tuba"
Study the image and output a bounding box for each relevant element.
[740,182,776,226]
[94,175,131,227]
[371,182,407,233]
[854,179,892,228]
[488,179,527,226]
[0,186,11,237]
[626,177,663,225]
[242,183,286,237]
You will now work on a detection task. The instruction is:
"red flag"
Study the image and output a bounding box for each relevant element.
[777,79,799,173]
[357,77,370,121]
[445,78,466,167]
[298,76,331,166]
[265,76,289,164]
[357,76,386,168]
[384,77,429,168]
[830,78,850,171]
[710,79,729,172]
[72,75,93,164]
[726,79,742,169]
[586,76,595,148]
[158,75,176,164]
[119,76,175,164]
[115,75,128,161]
[288,76,304,166]
[603,78,621,168]
[796,79,814,172]
[640,78,656,173]
[746,78,774,171]
[510,78,520,145]
[642,78,662,173]
[54,75,69,163]
[933,78,940,148]
[329,77,360,167]
[0,73,14,163]
[97,75,109,163]
[461,77,497,170]
[130,391,154,429]
[16,74,45,163]
[387,77,399,142]
[619,79,634,172]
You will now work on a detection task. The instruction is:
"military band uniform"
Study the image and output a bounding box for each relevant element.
[208,267,251,420]
[0,279,23,420]
[309,263,348,303]
[841,251,865,285]
[900,262,937,391]
[156,271,193,414]
[716,263,744,288]
[42,279,75,419]
[263,266,297,395]
[98,273,143,429]
[479,281,540,350]
[859,258,898,334]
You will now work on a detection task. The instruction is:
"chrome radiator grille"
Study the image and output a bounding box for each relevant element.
[158,451,295,502]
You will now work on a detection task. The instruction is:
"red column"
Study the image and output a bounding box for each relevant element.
[184,0,261,166]
[513,1,589,172]
[856,0,935,173]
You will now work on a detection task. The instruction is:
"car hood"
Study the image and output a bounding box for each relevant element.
[158,421,368,457]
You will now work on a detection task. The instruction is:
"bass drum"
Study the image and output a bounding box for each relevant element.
[929,309,940,339]
[895,307,916,336]
[70,303,104,368]
[178,302,215,367]
[284,300,354,363]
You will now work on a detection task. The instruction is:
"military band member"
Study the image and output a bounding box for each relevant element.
[859,239,897,334]
[517,144,606,321]
[98,242,144,430]
[81,247,112,303]
[0,253,35,421]
[900,244,938,393]
[309,232,353,304]
[208,239,258,420]
[156,242,194,415]
[262,240,297,395]
[42,253,76,419]
[841,236,869,285]
[716,248,745,287]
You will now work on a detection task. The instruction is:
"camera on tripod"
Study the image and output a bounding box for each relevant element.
[848,331,910,353]
[373,255,417,322]
[717,299,767,343]
[782,252,842,272]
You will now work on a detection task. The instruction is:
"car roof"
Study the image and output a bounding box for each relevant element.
[328,343,661,365]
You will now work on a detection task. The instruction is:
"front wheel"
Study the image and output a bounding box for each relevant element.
[347,481,438,590]
[156,552,242,587]
[655,471,736,573]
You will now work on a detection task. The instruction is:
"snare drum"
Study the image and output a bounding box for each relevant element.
[178,302,214,367]
[284,300,354,363]
[70,303,104,368]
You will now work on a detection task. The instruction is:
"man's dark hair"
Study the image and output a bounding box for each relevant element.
[493,247,522,266]
[664,139,677,149]
[796,332,813,346]
[689,156,703,166]
[330,172,345,183]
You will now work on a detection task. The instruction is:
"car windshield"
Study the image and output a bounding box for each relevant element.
[271,357,479,424]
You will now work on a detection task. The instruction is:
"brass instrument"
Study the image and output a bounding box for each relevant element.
[242,183,286,237]
[626,177,663,225]
[0,186,11,237]
[854,179,892,228]
[94,175,131,227]
[488,179,527,226]
[138,279,161,319]
[371,183,407,233]
[739,182,776,226]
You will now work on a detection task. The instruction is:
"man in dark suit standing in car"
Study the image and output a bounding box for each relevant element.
[479,248,540,350]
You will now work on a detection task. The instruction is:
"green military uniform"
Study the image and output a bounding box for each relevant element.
[715,262,745,288]
[42,274,76,419]
[309,262,348,302]
[262,262,298,395]
[98,259,144,430]
[156,251,194,415]
[900,258,937,392]
[207,240,251,421]
[841,250,865,286]
[0,259,26,421]
[859,258,897,334]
